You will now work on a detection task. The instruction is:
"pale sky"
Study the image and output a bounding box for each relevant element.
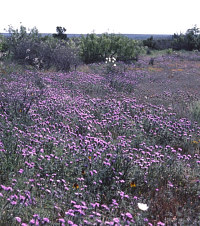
[1,0,200,34]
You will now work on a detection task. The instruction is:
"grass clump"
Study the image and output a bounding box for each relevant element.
[190,100,200,124]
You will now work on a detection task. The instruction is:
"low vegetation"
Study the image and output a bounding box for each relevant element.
[0,25,200,225]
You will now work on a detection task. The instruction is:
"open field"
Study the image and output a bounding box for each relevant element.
[0,51,200,225]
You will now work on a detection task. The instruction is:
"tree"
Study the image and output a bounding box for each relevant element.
[53,26,68,40]
[185,25,200,50]
[172,25,200,51]
[143,36,156,49]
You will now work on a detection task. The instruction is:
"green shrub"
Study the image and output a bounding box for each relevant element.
[36,37,81,71]
[0,35,9,53]
[5,24,41,62]
[79,33,145,64]
[172,25,200,51]
[4,24,81,71]
[143,36,156,49]
[185,26,200,50]
[166,48,173,54]
[143,36,173,50]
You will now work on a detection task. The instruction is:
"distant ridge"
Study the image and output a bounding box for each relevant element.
[0,33,173,40]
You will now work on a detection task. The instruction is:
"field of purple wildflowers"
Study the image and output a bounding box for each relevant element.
[0,51,200,225]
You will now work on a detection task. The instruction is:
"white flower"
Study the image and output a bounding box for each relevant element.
[113,64,116,67]
[137,203,149,211]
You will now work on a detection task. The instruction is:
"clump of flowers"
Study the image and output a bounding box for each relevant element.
[105,56,117,73]
[25,48,43,69]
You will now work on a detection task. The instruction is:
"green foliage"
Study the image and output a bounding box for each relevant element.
[143,26,200,51]
[5,24,41,60]
[172,25,200,51]
[7,24,40,44]
[172,33,185,50]
[79,33,145,64]
[52,26,68,40]
[143,36,173,51]
[185,25,200,50]
[143,36,156,49]
[0,35,9,53]
[80,33,102,64]
[166,48,173,54]
[3,24,81,71]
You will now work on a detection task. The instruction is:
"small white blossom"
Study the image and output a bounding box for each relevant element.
[137,203,149,211]
[105,56,117,69]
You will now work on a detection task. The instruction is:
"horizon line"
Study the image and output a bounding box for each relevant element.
[0,32,173,35]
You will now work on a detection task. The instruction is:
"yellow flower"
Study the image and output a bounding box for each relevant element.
[192,140,198,144]
[172,68,183,72]
[73,183,79,189]
[148,67,163,72]
[19,109,22,113]
[130,181,136,188]
[88,156,92,160]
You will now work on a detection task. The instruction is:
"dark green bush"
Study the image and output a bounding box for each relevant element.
[0,35,9,53]
[185,26,200,50]
[143,36,156,49]
[154,39,173,50]
[143,36,173,50]
[143,25,200,51]
[172,25,200,51]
